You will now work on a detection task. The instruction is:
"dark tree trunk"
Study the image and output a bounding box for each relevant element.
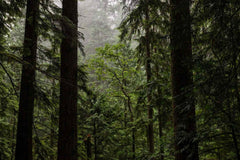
[84,135,92,160]
[145,4,154,154]
[231,126,240,160]
[121,75,136,159]
[15,0,39,159]
[132,127,136,160]
[232,53,240,160]
[126,98,136,160]
[57,0,78,159]
[232,34,240,114]
[170,0,199,160]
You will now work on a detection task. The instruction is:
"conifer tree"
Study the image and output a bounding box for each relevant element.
[15,0,39,159]
[170,0,199,159]
[57,0,78,159]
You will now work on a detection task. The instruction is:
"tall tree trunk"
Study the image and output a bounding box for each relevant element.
[15,0,39,159]
[170,0,199,160]
[231,27,240,114]
[229,19,240,160]
[145,4,154,154]
[232,48,240,160]
[123,78,136,159]
[57,0,78,159]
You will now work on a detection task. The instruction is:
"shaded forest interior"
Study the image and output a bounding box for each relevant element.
[0,0,240,160]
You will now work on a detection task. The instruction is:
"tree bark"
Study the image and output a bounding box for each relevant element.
[15,0,39,159]
[170,0,199,160]
[145,4,154,154]
[57,0,78,159]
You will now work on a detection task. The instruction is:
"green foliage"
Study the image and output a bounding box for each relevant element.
[192,0,240,159]
[0,0,239,159]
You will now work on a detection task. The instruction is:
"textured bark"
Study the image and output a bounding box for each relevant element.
[170,0,199,159]
[57,0,78,159]
[145,4,154,154]
[15,0,39,159]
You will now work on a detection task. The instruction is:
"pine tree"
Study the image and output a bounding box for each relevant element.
[15,0,39,159]
[170,0,199,159]
[57,0,78,159]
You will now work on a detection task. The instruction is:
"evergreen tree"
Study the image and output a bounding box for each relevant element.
[57,0,78,159]
[170,0,199,159]
[15,0,39,159]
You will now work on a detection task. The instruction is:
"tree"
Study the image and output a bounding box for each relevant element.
[89,43,139,159]
[192,0,240,159]
[170,0,199,159]
[57,0,78,159]
[15,0,39,159]
[120,0,159,155]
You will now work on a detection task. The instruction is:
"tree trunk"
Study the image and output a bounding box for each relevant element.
[232,52,240,160]
[145,4,154,154]
[15,0,39,159]
[57,0,78,159]
[231,126,240,160]
[132,127,136,160]
[84,135,92,160]
[170,0,199,160]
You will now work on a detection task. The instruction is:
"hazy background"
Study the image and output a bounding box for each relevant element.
[78,0,123,57]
